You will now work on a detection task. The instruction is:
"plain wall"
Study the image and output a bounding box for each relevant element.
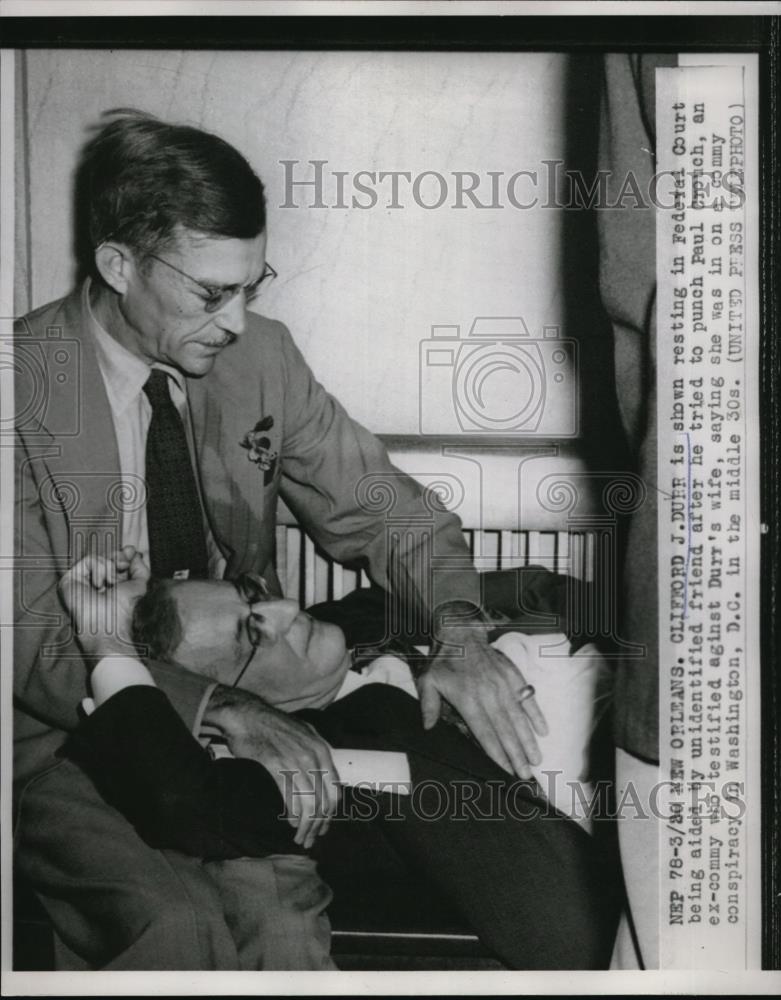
[16,49,568,435]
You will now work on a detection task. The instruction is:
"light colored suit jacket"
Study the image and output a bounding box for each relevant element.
[14,286,478,785]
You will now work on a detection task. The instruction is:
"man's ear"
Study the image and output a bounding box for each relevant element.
[94,242,135,295]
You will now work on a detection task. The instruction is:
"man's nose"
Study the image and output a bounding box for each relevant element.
[214,290,247,337]
[251,598,300,639]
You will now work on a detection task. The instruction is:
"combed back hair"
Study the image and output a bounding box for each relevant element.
[74,108,266,279]
[131,577,183,663]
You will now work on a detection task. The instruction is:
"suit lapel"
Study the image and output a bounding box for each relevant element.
[18,289,124,560]
[187,351,266,577]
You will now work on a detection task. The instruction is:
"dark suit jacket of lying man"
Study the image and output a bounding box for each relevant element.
[60,556,621,970]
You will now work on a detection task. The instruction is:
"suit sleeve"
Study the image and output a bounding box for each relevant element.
[275,326,481,621]
[66,686,302,859]
[14,433,216,734]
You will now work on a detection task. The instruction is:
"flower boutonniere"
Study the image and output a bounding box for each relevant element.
[240,416,278,485]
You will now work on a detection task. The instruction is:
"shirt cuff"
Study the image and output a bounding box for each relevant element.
[85,656,157,714]
[193,682,219,739]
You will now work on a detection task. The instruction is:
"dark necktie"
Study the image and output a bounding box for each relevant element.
[143,368,209,580]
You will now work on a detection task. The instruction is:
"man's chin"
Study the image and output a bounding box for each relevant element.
[251,654,353,713]
[267,680,347,713]
[176,349,220,377]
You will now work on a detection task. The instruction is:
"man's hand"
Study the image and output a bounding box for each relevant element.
[204,686,342,851]
[58,547,150,660]
[418,604,548,779]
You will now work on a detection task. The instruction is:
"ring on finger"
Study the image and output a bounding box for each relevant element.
[517,683,536,704]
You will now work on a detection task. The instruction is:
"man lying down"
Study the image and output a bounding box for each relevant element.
[60,549,620,970]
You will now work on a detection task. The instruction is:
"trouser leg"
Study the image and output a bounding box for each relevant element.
[205,854,336,970]
[14,756,332,970]
[375,779,619,969]
[309,686,621,970]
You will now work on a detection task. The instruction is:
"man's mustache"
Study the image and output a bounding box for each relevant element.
[201,332,239,348]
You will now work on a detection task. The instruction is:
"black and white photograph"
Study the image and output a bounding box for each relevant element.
[1,2,779,995]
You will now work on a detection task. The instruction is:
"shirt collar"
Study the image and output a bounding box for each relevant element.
[84,278,186,413]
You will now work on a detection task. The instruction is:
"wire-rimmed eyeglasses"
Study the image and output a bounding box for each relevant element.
[231,572,272,689]
[146,252,277,314]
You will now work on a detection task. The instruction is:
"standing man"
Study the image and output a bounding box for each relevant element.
[14,110,548,970]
